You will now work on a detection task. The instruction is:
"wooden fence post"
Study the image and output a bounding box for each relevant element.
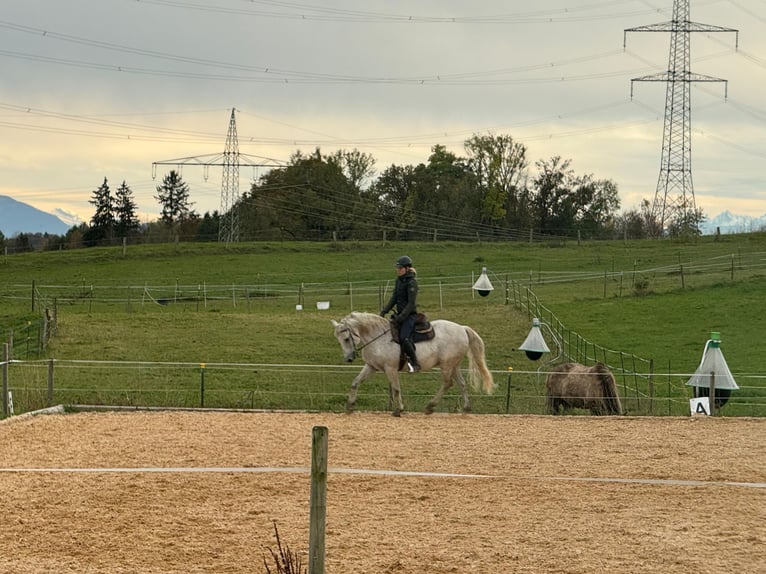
[648,359,654,415]
[2,343,8,417]
[48,359,55,406]
[309,426,328,574]
[199,364,206,408]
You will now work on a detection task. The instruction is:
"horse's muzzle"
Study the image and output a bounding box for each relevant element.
[344,350,356,363]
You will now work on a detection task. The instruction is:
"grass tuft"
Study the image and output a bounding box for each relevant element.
[263,522,305,574]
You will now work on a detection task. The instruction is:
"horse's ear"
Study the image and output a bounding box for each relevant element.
[331,320,339,327]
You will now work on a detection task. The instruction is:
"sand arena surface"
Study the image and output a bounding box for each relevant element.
[0,410,763,574]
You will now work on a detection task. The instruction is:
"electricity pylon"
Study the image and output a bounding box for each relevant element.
[625,0,738,234]
[152,108,284,243]
[219,108,240,243]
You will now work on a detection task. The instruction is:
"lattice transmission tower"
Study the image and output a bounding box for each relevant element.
[152,108,284,243]
[625,0,738,234]
[219,108,241,243]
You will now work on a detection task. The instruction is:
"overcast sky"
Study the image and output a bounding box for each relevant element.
[1,0,764,225]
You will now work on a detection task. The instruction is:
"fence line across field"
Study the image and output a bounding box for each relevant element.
[2,357,764,419]
[3,247,765,310]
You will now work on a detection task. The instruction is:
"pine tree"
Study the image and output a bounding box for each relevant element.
[88,177,114,242]
[114,180,141,237]
[154,170,196,228]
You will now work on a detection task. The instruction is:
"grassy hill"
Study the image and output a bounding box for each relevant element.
[1,234,764,416]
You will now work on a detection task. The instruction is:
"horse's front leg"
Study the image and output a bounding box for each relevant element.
[346,364,376,414]
[383,367,405,417]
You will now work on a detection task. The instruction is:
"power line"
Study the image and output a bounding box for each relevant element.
[130,0,674,24]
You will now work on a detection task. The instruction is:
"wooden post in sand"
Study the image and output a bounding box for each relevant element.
[2,343,8,417]
[309,426,328,574]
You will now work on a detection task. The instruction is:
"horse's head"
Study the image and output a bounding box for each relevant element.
[331,318,359,363]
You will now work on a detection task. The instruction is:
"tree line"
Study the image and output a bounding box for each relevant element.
[1,132,704,253]
[236,133,701,241]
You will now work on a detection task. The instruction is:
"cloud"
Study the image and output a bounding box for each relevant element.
[1,0,764,221]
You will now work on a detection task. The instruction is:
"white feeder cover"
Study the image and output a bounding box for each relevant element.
[519,319,550,354]
[472,267,494,292]
[686,340,739,390]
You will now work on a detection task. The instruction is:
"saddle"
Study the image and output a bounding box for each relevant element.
[389,313,435,344]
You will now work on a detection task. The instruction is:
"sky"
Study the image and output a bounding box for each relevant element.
[1,0,764,226]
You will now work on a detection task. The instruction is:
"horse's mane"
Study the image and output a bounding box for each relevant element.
[343,311,389,338]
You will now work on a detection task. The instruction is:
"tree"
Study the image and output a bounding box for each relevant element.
[327,148,376,190]
[114,180,141,237]
[530,156,575,235]
[86,177,115,245]
[530,158,620,238]
[242,148,364,241]
[65,223,87,249]
[464,133,529,229]
[667,207,706,240]
[12,233,31,252]
[368,164,418,240]
[571,177,621,239]
[154,170,197,239]
[408,145,479,239]
[195,211,220,241]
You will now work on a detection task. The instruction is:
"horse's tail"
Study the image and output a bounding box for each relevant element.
[464,326,494,394]
[596,363,623,415]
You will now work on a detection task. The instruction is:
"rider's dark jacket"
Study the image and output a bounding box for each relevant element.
[380,269,418,323]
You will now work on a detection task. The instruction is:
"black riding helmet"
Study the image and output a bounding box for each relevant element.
[395,255,412,268]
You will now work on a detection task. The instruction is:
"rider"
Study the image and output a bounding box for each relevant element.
[380,255,421,372]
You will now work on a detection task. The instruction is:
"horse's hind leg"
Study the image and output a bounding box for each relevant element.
[425,368,455,415]
[453,368,471,413]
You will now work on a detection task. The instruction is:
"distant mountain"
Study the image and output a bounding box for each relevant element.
[701,210,766,235]
[51,207,84,228]
[0,195,72,236]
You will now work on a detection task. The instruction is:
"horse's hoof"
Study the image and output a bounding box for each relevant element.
[392,410,401,418]
[424,406,434,415]
[463,406,472,413]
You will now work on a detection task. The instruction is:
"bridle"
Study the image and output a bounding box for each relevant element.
[339,322,391,353]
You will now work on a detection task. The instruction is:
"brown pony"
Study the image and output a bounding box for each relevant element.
[546,362,623,415]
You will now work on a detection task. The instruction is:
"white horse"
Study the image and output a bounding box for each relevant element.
[332,311,494,416]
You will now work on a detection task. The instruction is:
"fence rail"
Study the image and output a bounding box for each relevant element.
[1,358,764,419]
[2,248,766,311]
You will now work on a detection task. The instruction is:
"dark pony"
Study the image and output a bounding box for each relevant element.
[546,362,622,415]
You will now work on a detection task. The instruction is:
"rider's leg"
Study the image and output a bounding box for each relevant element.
[399,315,420,372]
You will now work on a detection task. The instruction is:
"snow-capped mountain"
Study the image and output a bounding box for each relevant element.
[51,208,84,228]
[701,211,766,235]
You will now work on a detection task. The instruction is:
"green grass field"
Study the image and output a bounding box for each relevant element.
[2,234,764,417]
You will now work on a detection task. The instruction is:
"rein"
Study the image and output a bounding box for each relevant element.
[346,324,391,352]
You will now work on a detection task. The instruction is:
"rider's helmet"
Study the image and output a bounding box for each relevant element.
[395,255,412,268]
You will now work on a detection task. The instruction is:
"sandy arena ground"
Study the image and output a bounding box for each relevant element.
[0,409,763,574]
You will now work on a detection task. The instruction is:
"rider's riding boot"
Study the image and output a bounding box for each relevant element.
[402,339,421,372]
